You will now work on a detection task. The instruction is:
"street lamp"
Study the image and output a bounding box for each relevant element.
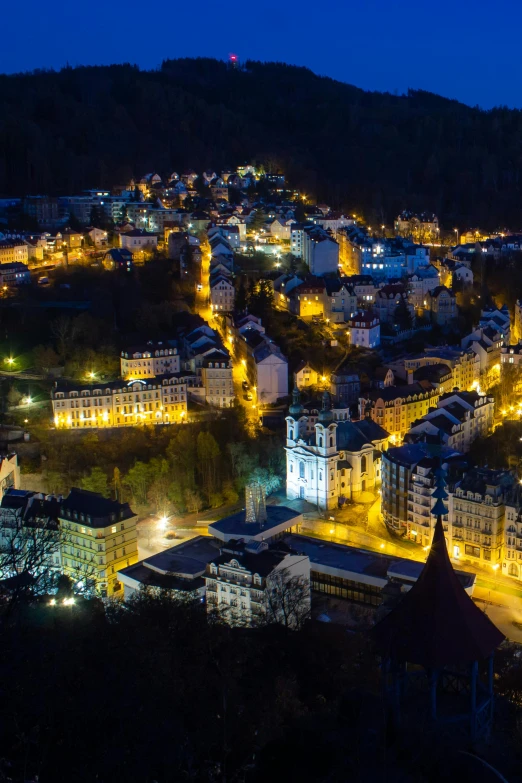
[454,228,459,245]
[5,357,14,366]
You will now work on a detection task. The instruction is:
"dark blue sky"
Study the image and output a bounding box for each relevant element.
[2,0,521,109]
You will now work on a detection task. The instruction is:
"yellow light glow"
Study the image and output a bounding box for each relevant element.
[380,543,385,549]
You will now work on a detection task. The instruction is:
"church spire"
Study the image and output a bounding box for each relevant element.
[289,386,303,417]
[373,463,504,668]
[318,389,333,423]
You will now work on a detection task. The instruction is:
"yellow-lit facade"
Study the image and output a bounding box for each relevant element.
[362,387,440,443]
[120,345,180,379]
[52,377,189,428]
[59,504,138,597]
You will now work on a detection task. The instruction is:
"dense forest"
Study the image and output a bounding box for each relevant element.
[2,58,522,228]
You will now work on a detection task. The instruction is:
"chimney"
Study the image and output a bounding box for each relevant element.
[245,484,267,525]
[407,369,414,385]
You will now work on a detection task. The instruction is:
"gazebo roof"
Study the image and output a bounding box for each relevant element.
[372,517,505,667]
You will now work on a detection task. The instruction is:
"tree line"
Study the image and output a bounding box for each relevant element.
[3,59,522,226]
[34,407,285,515]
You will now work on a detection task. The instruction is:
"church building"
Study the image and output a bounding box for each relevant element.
[285,390,389,510]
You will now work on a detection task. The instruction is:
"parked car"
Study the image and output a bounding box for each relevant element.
[243,392,253,401]
[242,380,250,391]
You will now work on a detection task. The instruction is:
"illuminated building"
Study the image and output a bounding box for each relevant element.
[205,539,310,627]
[51,375,190,428]
[59,488,138,597]
[406,390,494,452]
[393,210,440,239]
[120,341,180,379]
[381,443,460,533]
[293,361,319,390]
[426,285,457,325]
[346,311,380,348]
[0,240,28,265]
[210,273,235,312]
[359,382,440,443]
[404,348,477,392]
[0,453,20,497]
[448,469,513,567]
[200,352,234,408]
[286,390,388,510]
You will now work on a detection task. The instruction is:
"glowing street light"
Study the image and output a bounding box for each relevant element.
[87,371,96,380]
[5,357,14,366]
[158,516,168,531]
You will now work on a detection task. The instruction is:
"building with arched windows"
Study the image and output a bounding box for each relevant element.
[285,390,389,510]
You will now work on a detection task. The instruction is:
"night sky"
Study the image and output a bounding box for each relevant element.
[2,0,521,109]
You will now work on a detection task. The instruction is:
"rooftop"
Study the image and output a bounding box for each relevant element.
[60,488,136,528]
[209,505,302,543]
[372,517,504,667]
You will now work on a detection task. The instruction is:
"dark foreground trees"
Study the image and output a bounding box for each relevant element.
[0,589,521,782]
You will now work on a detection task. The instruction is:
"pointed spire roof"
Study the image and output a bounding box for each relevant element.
[372,516,505,667]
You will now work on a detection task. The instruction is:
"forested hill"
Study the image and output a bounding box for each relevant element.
[1,57,521,227]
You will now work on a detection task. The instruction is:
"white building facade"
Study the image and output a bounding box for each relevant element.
[285,392,389,509]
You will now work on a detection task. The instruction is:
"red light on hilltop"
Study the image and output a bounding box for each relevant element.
[229,53,238,62]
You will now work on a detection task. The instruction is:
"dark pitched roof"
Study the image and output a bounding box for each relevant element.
[336,418,388,451]
[372,517,504,666]
[60,488,135,528]
[413,364,452,383]
[365,383,435,403]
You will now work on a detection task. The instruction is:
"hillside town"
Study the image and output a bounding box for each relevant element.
[2,163,522,640]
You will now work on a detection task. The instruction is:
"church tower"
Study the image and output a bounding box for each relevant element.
[314,391,339,509]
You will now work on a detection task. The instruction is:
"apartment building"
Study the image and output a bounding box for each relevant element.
[346,311,380,348]
[51,375,189,428]
[427,286,457,325]
[120,341,180,379]
[381,444,429,532]
[0,241,29,265]
[394,211,440,239]
[504,489,522,581]
[59,489,138,597]
[210,273,235,312]
[406,390,494,452]
[205,538,310,627]
[448,469,513,568]
[360,382,440,443]
[406,456,451,546]
[201,351,235,407]
[404,348,477,392]
[0,262,31,286]
[0,489,62,580]
[302,226,339,276]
